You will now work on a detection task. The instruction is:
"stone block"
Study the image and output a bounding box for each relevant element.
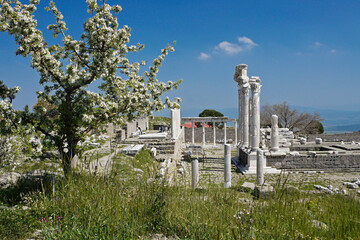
[254,183,275,199]
[343,182,359,189]
[240,182,256,192]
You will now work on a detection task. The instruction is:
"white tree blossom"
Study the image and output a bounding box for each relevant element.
[0,0,182,175]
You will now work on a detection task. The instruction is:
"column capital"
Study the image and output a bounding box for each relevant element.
[250,81,261,93]
[234,64,249,84]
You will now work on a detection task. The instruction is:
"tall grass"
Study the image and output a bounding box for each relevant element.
[0,150,360,239]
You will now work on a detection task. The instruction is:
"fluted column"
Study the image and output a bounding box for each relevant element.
[202,121,205,146]
[191,121,195,144]
[271,115,279,151]
[242,84,250,148]
[250,78,261,151]
[234,64,249,147]
[213,121,216,146]
[234,121,237,146]
[237,85,243,145]
[223,122,227,144]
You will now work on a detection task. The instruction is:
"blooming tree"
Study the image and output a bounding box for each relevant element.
[0,0,181,175]
[0,80,20,166]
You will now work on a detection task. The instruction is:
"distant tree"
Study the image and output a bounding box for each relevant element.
[302,120,324,134]
[0,0,181,175]
[260,102,323,133]
[197,109,224,128]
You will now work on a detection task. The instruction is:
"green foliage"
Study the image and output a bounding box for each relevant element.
[199,109,224,118]
[197,109,224,128]
[0,0,181,175]
[1,155,360,239]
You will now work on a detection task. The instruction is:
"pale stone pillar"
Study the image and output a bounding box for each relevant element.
[249,91,253,149]
[234,64,249,147]
[271,115,279,152]
[237,85,243,145]
[202,121,205,146]
[213,121,216,146]
[234,121,237,146]
[242,85,250,148]
[191,121,195,144]
[171,97,182,140]
[250,78,261,151]
[224,144,231,188]
[191,159,199,188]
[170,109,176,139]
[223,122,227,144]
[256,150,264,185]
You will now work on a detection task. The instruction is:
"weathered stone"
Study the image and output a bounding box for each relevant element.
[314,185,333,194]
[224,144,231,188]
[240,182,256,191]
[22,206,30,210]
[150,147,157,157]
[343,182,359,189]
[271,115,279,151]
[311,220,329,231]
[254,183,275,199]
[256,150,264,185]
[250,79,261,150]
[133,168,144,174]
[0,172,21,188]
[299,137,307,145]
[191,159,199,188]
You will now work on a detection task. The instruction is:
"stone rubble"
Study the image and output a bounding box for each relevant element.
[343,182,359,189]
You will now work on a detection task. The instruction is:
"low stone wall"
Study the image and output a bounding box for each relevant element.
[267,154,360,171]
[184,127,236,144]
[308,132,360,142]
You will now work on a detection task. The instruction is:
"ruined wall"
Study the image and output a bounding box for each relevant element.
[267,154,360,171]
[184,127,236,144]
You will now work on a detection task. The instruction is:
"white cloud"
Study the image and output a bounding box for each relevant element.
[238,36,258,49]
[314,41,324,48]
[198,52,211,60]
[330,49,337,54]
[216,41,243,55]
[201,36,257,57]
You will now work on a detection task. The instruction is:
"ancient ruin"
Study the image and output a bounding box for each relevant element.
[232,64,360,175]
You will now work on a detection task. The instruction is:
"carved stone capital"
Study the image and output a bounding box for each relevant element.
[234,64,249,84]
[251,82,261,94]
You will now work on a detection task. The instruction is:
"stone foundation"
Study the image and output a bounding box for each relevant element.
[267,153,360,171]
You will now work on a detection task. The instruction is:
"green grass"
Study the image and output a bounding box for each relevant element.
[1,152,360,239]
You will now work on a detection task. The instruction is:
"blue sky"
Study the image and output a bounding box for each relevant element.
[1,0,360,118]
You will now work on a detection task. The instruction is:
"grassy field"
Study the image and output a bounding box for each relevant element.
[1,150,360,239]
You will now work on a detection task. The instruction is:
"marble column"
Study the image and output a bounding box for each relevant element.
[191,159,199,188]
[249,92,253,149]
[223,122,227,144]
[202,121,205,146]
[234,121,237,146]
[256,150,264,185]
[237,85,243,145]
[213,121,216,146]
[224,144,231,188]
[234,64,249,147]
[191,121,195,144]
[241,84,250,148]
[250,78,261,151]
[271,115,279,151]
